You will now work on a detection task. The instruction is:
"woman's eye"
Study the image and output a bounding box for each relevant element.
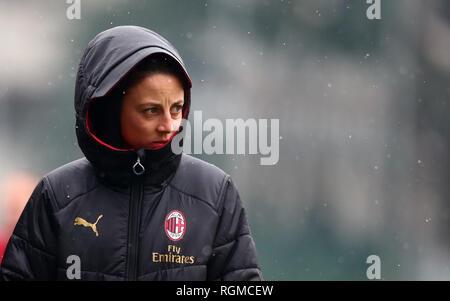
[171,105,183,113]
[144,108,157,114]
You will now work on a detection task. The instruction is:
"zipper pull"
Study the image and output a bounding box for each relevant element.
[132,152,145,176]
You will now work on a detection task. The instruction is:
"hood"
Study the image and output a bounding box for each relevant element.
[74,25,192,187]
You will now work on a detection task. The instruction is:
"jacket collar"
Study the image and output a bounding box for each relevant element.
[93,147,182,192]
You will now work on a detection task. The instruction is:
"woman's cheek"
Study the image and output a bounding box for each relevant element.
[172,118,182,132]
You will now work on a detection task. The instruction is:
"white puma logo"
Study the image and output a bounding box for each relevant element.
[74,215,103,237]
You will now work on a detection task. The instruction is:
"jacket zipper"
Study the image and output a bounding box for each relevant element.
[126,153,145,281]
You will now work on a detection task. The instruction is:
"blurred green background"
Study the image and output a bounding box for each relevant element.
[0,0,449,280]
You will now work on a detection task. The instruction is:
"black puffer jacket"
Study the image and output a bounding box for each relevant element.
[0,26,262,281]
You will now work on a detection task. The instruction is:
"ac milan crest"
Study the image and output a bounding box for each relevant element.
[165,210,186,241]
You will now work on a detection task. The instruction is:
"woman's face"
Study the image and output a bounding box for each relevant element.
[120,73,185,149]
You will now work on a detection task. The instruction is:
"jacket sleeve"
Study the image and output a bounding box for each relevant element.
[0,177,58,280]
[207,177,263,281]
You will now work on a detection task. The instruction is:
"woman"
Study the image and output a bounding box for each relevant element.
[0,26,262,281]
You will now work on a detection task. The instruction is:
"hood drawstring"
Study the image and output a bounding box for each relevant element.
[132,153,145,176]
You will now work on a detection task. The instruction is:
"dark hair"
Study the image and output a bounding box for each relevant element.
[123,53,188,93]
[89,53,188,149]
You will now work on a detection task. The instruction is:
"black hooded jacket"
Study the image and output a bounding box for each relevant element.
[0,26,262,281]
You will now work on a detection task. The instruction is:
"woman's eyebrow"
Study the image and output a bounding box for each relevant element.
[138,100,184,108]
[172,100,185,106]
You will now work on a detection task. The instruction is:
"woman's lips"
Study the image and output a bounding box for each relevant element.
[149,141,169,148]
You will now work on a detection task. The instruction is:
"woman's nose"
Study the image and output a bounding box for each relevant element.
[157,110,174,133]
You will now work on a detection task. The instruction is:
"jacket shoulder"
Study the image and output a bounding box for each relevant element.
[42,157,99,210]
[169,154,230,211]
